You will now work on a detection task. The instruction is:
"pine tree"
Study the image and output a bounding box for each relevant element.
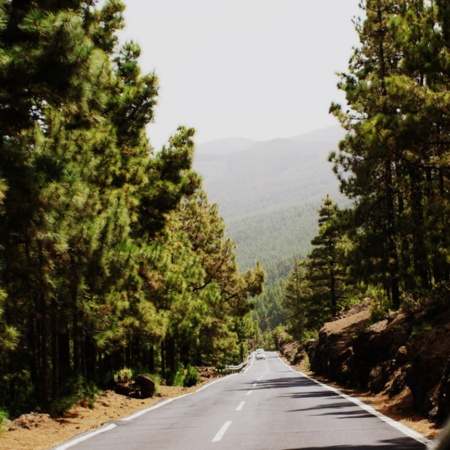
[330,0,405,308]
[307,196,349,318]
[330,0,450,307]
[0,0,204,412]
[168,187,265,365]
[281,260,309,340]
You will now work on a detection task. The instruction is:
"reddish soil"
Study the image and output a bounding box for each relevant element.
[0,382,211,450]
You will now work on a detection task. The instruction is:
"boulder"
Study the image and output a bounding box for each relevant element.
[114,374,155,399]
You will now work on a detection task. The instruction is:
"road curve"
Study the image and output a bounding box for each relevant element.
[53,352,430,450]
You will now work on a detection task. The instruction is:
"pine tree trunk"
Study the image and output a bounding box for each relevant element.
[39,292,50,408]
[166,336,176,373]
[386,160,400,309]
[409,167,430,289]
[85,335,97,379]
[51,298,59,402]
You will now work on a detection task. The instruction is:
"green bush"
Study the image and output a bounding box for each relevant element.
[50,375,99,417]
[367,285,390,323]
[1,370,35,418]
[301,329,318,343]
[163,365,184,387]
[114,367,133,383]
[0,409,8,433]
[163,365,200,387]
[172,369,185,387]
[183,365,200,387]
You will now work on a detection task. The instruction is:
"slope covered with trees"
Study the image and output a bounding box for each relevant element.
[281,0,450,346]
[0,0,264,417]
[194,127,347,273]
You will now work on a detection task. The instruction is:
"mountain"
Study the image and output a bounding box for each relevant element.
[193,126,347,277]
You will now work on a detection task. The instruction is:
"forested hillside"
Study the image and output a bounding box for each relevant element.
[194,126,347,272]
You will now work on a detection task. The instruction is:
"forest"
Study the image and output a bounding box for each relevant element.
[0,0,265,417]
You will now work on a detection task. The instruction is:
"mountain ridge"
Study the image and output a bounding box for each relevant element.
[193,125,347,274]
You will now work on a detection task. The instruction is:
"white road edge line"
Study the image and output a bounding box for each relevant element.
[121,397,183,421]
[276,354,432,446]
[52,424,117,450]
[212,420,232,442]
[242,355,254,373]
[53,372,234,449]
[236,401,245,411]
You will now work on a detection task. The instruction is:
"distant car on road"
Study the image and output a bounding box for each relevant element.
[255,348,266,360]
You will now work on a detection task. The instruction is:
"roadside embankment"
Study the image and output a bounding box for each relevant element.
[278,298,450,439]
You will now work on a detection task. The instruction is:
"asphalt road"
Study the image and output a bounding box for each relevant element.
[53,352,430,450]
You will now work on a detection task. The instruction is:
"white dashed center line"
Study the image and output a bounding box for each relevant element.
[212,421,232,443]
[236,401,245,411]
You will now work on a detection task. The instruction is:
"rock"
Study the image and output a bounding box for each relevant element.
[134,374,155,398]
[395,345,409,365]
[302,299,450,425]
[9,412,53,430]
[114,383,133,397]
[114,374,155,399]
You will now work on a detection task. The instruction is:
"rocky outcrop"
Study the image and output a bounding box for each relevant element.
[114,374,155,399]
[305,300,450,425]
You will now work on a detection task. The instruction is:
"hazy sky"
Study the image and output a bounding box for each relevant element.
[118,1,363,148]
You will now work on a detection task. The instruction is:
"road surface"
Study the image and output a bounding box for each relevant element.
[53,352,430,450]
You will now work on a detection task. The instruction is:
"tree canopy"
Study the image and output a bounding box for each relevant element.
[0,0,264,416]
[281,0,450,340]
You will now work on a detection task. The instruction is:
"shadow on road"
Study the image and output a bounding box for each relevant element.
[243,375,321,392]
[281,436,426,449]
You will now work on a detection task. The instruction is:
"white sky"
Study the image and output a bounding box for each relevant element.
[118,1,363,148]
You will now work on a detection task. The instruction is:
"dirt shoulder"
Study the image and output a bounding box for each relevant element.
[0,382,210,450]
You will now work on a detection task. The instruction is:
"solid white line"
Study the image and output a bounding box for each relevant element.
[121,397,183,421]
[53,424,117,450]
[196,376,230,392]
[276,354,431,446]
[123,374,233,421]
[236,401,245,411]
[242,356,254,374]
[55,374,235,449]
[212,420,232,442]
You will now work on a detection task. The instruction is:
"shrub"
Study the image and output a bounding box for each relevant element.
[367,286,390,323]
[163,365,184,387]
[0,409,8,433]
[114,367,133,383]
[183,365,200,387]
[50,376,99,417]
